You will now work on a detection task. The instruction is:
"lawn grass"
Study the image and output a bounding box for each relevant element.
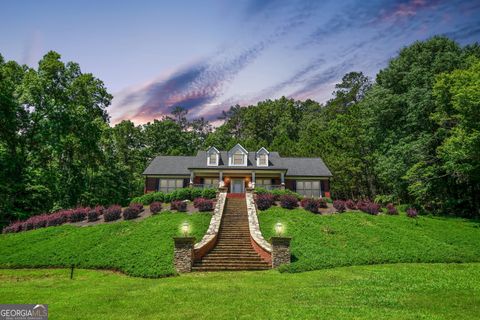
[258,207,480,272]
[0,212,211,277]
[0,263,479,319]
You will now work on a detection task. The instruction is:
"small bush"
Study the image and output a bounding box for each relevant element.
[346,199,357,210]
[87,208,100,222]
[123,207,139,220]
[196,198,214,212]
[365,202,381,215]
[171,188,191,201]
[386,203,398,215]
[279,195,299,209]
[333,200,346,213]
[256,194,275,211]
[301,198,320,213]
[104,205,122,222]
[130,192,164,205]
[171,200,187,212]
[407,208,418,218]
[69,207,88,222]
[47,211,69,227]
[129,203,144,213]
[317,198,328,208]
[3,221,23,234]
[190,188,203,200]
[150,201,162,214]
[254,187,269,195]
[201,188,217,199]
[356,200,369,212]
[271,189,302,201]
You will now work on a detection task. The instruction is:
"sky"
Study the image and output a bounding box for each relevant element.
[1,0,479,125]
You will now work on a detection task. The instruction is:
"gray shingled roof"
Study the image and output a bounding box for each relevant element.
[143,150,332,177]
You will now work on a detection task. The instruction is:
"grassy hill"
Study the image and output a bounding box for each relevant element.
[1,264,479,319]
[258,207,480,272]
[1,207,479,278]
[0,212,211,277]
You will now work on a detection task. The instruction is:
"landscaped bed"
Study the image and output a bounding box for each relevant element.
[0,212,211,277]
[258,207,480,272]
[1,263,479,319]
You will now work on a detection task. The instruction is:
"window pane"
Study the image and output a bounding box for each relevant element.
[297,181,304,189]
[259,154,267,165]
[160,180,168,187]
[168,180,175,187]
[312,181,320,189]
[212,179,219,186]
[304,181,312,189]
[176,179,183,188]
[233,154,243,164]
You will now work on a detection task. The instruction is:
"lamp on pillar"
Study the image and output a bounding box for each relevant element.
[189,172,194,187]
[280,172,285,190]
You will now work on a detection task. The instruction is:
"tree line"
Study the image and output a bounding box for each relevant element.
[1,36,479,226]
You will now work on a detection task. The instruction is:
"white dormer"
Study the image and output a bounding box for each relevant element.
[256,147,269,167]
[207,146,219,166]
[228,143,248,166]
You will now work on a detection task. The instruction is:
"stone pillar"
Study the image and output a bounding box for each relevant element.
[173,237,195,273]
[280,172,285,190]
[271,237,291,268]
[189,172,194,188]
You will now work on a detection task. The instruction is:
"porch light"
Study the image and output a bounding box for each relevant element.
[274,222,284,236]
[181,222,190,237]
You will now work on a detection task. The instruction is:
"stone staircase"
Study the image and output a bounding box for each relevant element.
[192,195,270,271]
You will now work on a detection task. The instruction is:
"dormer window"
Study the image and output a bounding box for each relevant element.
[228,143,248,166]
[256,147,269,167]
[207,146,219,166]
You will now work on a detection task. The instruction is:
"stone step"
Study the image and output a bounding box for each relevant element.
[193,262,270,268]
[201,256,265,262]
[192,266,269,271]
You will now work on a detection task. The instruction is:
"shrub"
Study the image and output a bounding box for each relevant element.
[130,192,164,205]
[190,188,203,200]
[407,208,418,218]
[317,198,328,208]
[171,200,187,212]
[254,187,269,195]
[279,195,299,209]
[365,202,381,215]
[256,194,275,211]
[356,200,369,212]
[170,188,191,201]
[271,189,302,201]
[87,208,100,222]
[150,201,162,214]
[386,203,398,215]
[196,198,214,212]
[333,200,346,213]
[346,199,357,210]
[301,198,319,213]
[69,207,88,222]
[374,194,396,206]
[3,221,23,234]
[104,205,122,222]
[202,188,217,199]
[129,203,144,213]
[163,193,172,203]
[123,207,139,220]
[45,211,66,227]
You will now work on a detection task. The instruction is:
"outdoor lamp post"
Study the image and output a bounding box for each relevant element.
[274,222,284,236]
[181,222,190,237]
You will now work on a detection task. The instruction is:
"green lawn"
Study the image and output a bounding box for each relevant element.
[258,207,480,272]
[0,212,211,277]
[1,263,479,319]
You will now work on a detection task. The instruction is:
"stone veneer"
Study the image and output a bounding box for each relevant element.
[246,191,273,254]
[193,191,227,257]
[173,237,195,273]
[271,237,291,268]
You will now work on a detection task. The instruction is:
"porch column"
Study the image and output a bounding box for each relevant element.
[189,171,194,187]
[280,172,285,190]
[251,171,256,188]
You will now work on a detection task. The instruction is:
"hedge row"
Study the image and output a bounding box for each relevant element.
[254,187,303,200]
[130,188,216,205]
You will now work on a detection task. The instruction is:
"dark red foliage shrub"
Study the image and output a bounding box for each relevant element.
[23,214,48,230]
[333,200,346,213]
[317,198,328,208]
[171,200,187,212]
[150,201,162,214]
[3,221,23,234]
[356,200,368,212]
[346,199,357,210]
[193,197,203,208]
[407,208,418,218]
[69,207,88,222]
[301,198,320,213]
[129,203,144,213]
[95,205,105,215]
[195,198,214,212]
[104,205,122,222]
[386,203,398,215]
[123,207,139,220]
[87,208,100,222]
[365,202,381,215]
[256,194,275,211]
[47,210,69,227]
[279,195,299,209]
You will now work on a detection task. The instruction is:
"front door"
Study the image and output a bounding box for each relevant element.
[231,179,244,193]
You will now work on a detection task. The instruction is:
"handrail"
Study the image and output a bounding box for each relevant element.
[193,191,227,260]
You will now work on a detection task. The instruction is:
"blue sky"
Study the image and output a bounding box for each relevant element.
[1,0,479,124]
